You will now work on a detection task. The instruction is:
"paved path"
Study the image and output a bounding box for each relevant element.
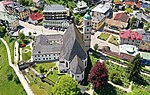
[85,85,94,95]
[91,32,119,53]
[0,38,34,95]
[14,41,19,64]
[106,34,112,42]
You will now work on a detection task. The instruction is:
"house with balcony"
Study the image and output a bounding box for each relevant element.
[43,4,71,28]
[5,2,30,20]
[91,2,112,30]
[0,11,19,30]
[120,30,142,46]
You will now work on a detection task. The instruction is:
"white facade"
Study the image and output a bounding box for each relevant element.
[32,53,60,62]
[142,33,150,42]
[70,71,84,82]
[28,17,38,24]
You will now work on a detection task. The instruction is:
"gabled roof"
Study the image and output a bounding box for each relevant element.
[32,34,63,55]
[70,55,84,74]
[113,13,130,23]
[29,12,43,21]
[60,24,87,61]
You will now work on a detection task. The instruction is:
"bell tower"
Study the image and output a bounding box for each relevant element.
[83,11,92,51]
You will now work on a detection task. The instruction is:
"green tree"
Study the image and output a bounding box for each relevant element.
[94,44,98,51]
[39,66,45,73]
[0,26,6,37]
[144,22,150,31]
[128,54,142,81]
[125,8,133,13]
[53,75,81,95]
[14,76,20,84]
[18,33,26,40]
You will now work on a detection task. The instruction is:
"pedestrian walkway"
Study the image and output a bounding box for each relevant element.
[0,38,34,95]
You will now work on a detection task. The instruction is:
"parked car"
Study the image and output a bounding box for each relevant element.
[21,44,26,48]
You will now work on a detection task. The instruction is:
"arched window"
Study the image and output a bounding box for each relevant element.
[87,22,89,25]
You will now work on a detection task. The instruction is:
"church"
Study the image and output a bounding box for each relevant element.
[32,12,92,81]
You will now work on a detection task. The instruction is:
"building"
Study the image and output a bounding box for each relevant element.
[0,11,19,30]
[105,12,130,30]
[91,2,112,30]
[43,4,70,28]
[32,34,63,62]
[28,12,43,24]
[142,33,150,42]
[83,12,92,51]
[120,30,142,46]
[73,0,88,14]
[5,2,30,20]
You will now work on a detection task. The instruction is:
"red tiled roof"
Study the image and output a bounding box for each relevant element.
[29,12,43,21]
[114,2,123,5]
[125,1,135,6]
[2,1,14,5]
[120,30,142,40]
[113,13,130,23]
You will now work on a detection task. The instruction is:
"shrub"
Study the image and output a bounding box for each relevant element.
[110,72,123,85]
[7,73,13,81]
[14,77,20,84]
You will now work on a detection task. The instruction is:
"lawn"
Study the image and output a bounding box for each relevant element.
[26,69,53,95]
[22,51,32,61]
[98,33,110,41]
[108,35,119,46]
[3,34,16,63]
[90,55,150,95]
[33,62,56,74]
[47,69,64,83]
[0,40,26,95]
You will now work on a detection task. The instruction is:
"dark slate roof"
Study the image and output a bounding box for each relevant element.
[70,55,84,74]
[60,24,87,61]
[32,34,63,55]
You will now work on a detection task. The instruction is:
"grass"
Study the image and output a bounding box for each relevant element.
[22,46,31,51]
[47,69,64,83]
[108,35,119,46]
[33,62,56,74]
[26,69,53,95]
[0,40,26,95]
[90,55,150,95]
[22,51,32,61]
[98,33,110,41]
[3,34,16,63]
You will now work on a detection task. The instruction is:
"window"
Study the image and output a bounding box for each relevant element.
[87,29,89,31]
[87,22,89,25]
[35,55,36,57]
[66,62,68,67]
[77,76,79,78]
[72,74,74,78]
[49,58,51,59]
[54,57,55,59]
[87,36,88,38]
[43,58,45,60]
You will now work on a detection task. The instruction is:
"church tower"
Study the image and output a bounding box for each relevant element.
[83,11,92,51]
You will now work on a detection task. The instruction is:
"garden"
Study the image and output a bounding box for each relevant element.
[108,35,119,46]
[98,33,110,41]
[0,40,26,95]
[90,54,150,95]
[22,46,32,61]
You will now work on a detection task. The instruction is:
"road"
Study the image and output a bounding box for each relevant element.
[91,31,119,52]
[0,38,34,95]
[19,21,65,36]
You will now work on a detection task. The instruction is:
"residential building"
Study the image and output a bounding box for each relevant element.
[28,12,43,24]
[0,11,19,30]
[120,30,142,46]
[5,2,30,20]
[91,2,112,30]
[73,0,87,14]
[43,4,71,28]
[32,34,63,62]
[105,12,130,30]
[142,33,150,42]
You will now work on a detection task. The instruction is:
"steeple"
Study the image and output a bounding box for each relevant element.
[83,11,92,51]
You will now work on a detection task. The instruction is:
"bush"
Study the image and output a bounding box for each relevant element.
[14,77,20,84]
[110,72,123,85]
[7,73,13,81]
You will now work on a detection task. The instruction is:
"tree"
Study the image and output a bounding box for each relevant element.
[28,32,32,36]
[144,22,150,31]
[128,54,142,81]
[18,33,25,40]
[88,61,108,89]
[125,8,133,13]
[53,75,81,95]
[14,76,20,84]
[94,44,98,51]
[39,66,45,73]
[0,26,6,37]
[110,72,122,85]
